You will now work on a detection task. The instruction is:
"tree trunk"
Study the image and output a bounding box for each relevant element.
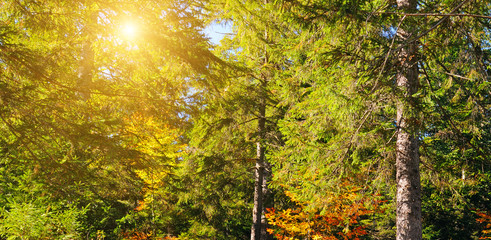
[78,40,93,99]
[396,0,422,239]
[77,13,96,100]
[260,156,272,240]
[252,3,273,237]
[251,95,266,240]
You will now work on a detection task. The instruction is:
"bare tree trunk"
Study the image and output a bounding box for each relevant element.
[251,95,266,240]
[396,0,422,239]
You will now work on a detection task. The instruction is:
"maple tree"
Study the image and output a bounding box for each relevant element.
[266,181,382,240]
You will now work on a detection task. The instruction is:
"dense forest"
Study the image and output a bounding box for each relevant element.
[0,0,489,239]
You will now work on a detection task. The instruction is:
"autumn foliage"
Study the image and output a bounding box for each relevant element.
[266,183,383,240]
[476,210,491,239]
[120,230,179,240]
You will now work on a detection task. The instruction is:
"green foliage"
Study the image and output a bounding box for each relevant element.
[0,0,490,239]
[421,179,491,239]
[267,0,398,215]
[0,200,84,240]
[176,154,253,239]
[1,0,218,238]
[0,160,85,240]
[266,0,490,239]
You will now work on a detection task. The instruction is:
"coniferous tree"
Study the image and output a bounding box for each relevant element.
[265,0,490,239]
[1,0,489,239]
[0,0,218,238]
[187,0,295,238]
[394,0,422,238]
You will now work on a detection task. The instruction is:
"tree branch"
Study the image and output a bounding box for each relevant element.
[407,0,471,43]
[381,12,491,20]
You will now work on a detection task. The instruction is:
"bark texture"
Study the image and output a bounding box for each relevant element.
[396,0,422,239]
[251,92,267,240]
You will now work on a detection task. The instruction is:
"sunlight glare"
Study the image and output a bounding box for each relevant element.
[121,21,139,40]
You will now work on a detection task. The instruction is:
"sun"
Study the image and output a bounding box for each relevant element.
[121,21,139,40]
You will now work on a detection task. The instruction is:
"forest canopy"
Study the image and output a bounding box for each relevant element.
[0,0,489,239]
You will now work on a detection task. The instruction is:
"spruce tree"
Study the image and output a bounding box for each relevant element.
[267,0,490,239]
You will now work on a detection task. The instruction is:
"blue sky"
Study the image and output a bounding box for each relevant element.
[203,22,232,45]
